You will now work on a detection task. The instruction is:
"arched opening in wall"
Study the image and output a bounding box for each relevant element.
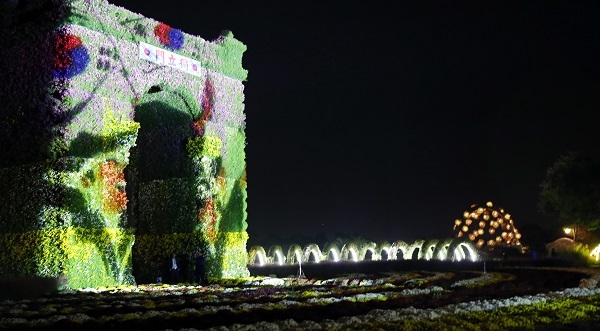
[381,250,389,261]
[327,251,337,262]
[127,84,201,282]
[458,244,472,261]
[396,250,404,260]
[308,252,318,263]
[253,254,262,266]
[411,248,420,260]
[273,253,284,265]
[364,250,373,261]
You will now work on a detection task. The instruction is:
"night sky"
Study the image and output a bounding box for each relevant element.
[109,1,600,246]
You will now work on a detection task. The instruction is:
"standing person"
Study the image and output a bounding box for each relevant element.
[194,251,206,285]
[169,253,180,284]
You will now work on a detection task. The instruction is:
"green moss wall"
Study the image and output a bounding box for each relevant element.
[0,0,249,288]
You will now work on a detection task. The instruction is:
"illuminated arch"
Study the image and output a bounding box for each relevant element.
[376,241,392,261]
[454,201,522,249]
[247,245,267,266]
[406,240,425,260]
[358,241,378,261]
[431,238,454,260]
[340,242,360,262]
[446,238,479,262]
[390,240,409,260]
[303,243,323,263]
[286,244,303,264]
[250,239,480,265]
[267,245,285,265]
[322,243,341,262]
[418,239,439,260]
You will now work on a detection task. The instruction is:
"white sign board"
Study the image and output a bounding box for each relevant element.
[139,41,202,77]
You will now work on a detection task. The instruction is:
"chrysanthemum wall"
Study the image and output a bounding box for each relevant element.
[0,0,249,288]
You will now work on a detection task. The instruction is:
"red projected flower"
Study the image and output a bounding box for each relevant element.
[53,33,89,78]
[154,23,171,45]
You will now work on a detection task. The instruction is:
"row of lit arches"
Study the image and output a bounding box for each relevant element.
[247,238,478,266]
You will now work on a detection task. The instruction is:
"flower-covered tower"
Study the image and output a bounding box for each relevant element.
[0,0,249,288]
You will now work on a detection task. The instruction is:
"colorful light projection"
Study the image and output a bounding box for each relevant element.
[0,0,248,288]
[454,201,522,249]
[247,238,479,266]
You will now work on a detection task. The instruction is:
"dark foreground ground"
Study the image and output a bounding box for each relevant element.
[1,258,599,330]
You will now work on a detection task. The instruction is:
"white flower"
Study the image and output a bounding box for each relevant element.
[261,278,285,286]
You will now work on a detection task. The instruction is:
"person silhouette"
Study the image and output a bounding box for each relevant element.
[169,253,180,284]
[194,251,206,285]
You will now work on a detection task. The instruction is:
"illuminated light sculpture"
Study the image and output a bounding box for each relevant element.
[340,243,361,262]
[431,238,454,260]
[376,241,393,261]
[0,0,249,288]
[322,243,342,262]
[247,238,479,265]
[267,245,286,265]
[359,241,378,261]
[303,243,323,263]
[287,244,304,264]
[406,240,426,260]
[390,240,410,260]
[418,239,439,261]
[453,201,523,250]
[248,246,267,266]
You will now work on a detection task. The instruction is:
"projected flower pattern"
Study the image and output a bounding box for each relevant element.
[153,22,184,50]
[53,33,90,78]
[454,201,522,249]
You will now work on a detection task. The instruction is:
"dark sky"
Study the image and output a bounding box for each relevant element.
[109,1,600,245]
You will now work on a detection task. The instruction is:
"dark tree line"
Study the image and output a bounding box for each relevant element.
[539,151,600,232]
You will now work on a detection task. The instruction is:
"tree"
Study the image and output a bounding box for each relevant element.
[539,151,600,231]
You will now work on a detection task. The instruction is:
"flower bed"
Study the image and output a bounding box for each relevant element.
[1,267,599,330]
